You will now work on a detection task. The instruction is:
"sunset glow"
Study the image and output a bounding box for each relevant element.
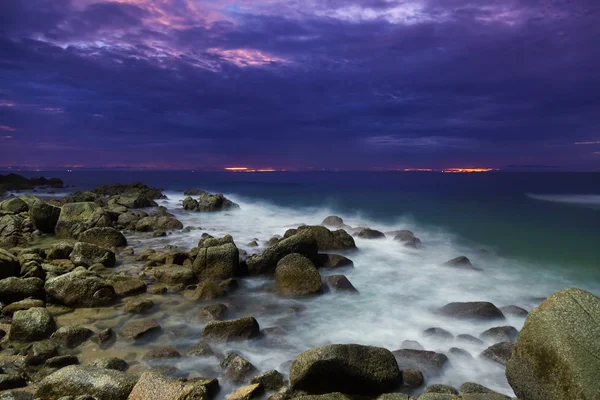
[442,168,497,173]
[225,167,278,173]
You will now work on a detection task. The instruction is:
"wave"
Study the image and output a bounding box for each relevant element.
[527,193,600,207]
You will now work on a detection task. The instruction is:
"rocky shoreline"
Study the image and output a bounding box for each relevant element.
[0,175,598,400]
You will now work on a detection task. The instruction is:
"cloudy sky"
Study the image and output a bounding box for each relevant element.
[0,0,598,170]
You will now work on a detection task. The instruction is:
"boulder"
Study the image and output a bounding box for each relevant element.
[479,326,518,343]
[183,281,226,301]
[121,319,161,342]
[0,198,28,213]
[499,305,528,317]
[45,242,74,260]
[2,298,45,315]
[29,202,61,233]
[70,242,116,268]
[34,365,138,400]
[124,298,154,314]
[45,269,116,307]
[392,231,421,247]
[315,254,354,269]
[117,211,148,228]
[202,316,260,342]
[9,307,56,342]
[297,226,356,251]
[0,248,20,279]
[322,275,358,293]
[423,327,454,342]
[196,193,240,212]
[0,277,44,303]
[91,328,116,349]
[105,275,147,297]
[356,228,385,239]
[45,354,79,368]
[142,346,181,362]
[24,340,58,365]
[246,232,318,275]
[392,349,449,378]
[51,326,94,348]
[443,256,474,269]
[90,357,129,371]
[506,288,600,400]
[424,385,458,395]
[135,215,183,232]
[128,371,207,400]
[401,368,424,388]
[92,182,164,199]
[456,334,484,346]
[0,374,27,391]
[199,303,228,320]
[275,253,322,297]
[186,339,216,358]
[251,369,285,391]
[111,193,157,208]
[193,235,240,281]
[221,352,256,382]
[78,227,127,248]
[153,265,196,285]
[0,215,25,248]
[437,302,505,321]
[55,202,112,239]
[226,383,262,400]
[480,342,513,365]
[290,344,401,395]
[321,215,344,227]
[184,188,207,196]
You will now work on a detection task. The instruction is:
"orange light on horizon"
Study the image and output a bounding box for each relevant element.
[225,167,278,172]
[442,168,497,173]
[225,167,249,171]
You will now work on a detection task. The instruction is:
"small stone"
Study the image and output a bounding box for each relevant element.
[186,339,216,358]
[91,328,116,349]
[45,354,80,368]
[423,327,453,342]
[251,370,285,391]
[499,305,528,317]
[424,384,459,395]
[89,357,129,371]
[322,275,358,293]
[199,303,228,320]
[448,348,472,359]
[124,299,154,314]
[202,317,260,342]
[51,326,94,348]
[121,320,161,342]
[401,368,424,388]
[142,346,181,362]
[456,334,484,346]
[479,326,519,343]
[480,342,514,365]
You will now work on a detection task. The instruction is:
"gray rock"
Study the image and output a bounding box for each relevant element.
[9,307,56,342]
[45,269,116,307]
[479,326,519,344]
[202,316,260,342]
[55,202,112,239]
[152,265,196,285]
[89,357,129,371]
[78,227,127,248]
[322,275,358,293]
[296,225,356,251]
[29,201,61,233]
[251,369,285,390]
[499,305,528,318]
[275,253,322,297]
[437,302,505,321]
[392,349,449,378]
[443,256,475,269]
[70,242,116,268]
[0,277,44,303]
[315,254,354,269]
[34,365,138,400]
[480,342,513,365]
[192,235,240,281]
[45,242,74,260]
[51,326,94,348]
[356,228,386,239]
[321,216,344,227]
[220,352,256,382]
[121,319,161,342]
[246,232,319,275]
[0,248,20,279]
[123,298,154,314]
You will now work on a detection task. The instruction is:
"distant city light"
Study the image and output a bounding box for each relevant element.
[442,168,497,173]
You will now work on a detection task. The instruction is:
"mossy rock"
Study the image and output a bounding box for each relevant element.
[202,316,260,342]
[55,202,112,239]
[193,235,239,281]
[246,231,318,275]
[275,253,322,297]
[296,225,356,251]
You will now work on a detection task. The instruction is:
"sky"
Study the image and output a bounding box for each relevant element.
[0,0,599,171]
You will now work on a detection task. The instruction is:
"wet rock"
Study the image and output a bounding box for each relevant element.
[315,254,354,269]
[401,368,424,388]
[275,253,322,297]
[90,357,129,371]
[375,394,411,400]
[227,384,263,400]
[128,371,208,400]
[296,394,351,400]
[92,182,164,199]
[91,328,116,349]
[0,214,25,248]
[322,275,358,293]
[106,275,147,297]
[193,193,239,212]
[459,382,507,396]
[499,305,528,318]
[479,326,518,344]
[34,365,138,400]
[29,202,61,233]
[506,288,600,400]
[290,344,401,395]
[0,277,44,303]
[423,327,454,342]
[322,216,344,227]
[193,235,240,281]
[24,340,57,365]
[424,385,458,395]
[202,316,260,342]
[400,340,424,350]
[0,198,28,214]
[111,193,157,209]
[46,242,74,260]
[296,226,356,251]
[78,227,127,248]
[0,248,20,279]
[70,242,116,268]
[121,319,161,342]
[142,346,181,362]
[246,232,318,275]
[456,334,484,346]
[9,307,56,342]
[443,256,474,269]
[51,326,94,348]
[448,348,472,359]
[221,352,256,382]
[186,339,216,357]
[117,211,148,229]
[356,228,385,239]
[184,281,226,301]
[45,269,116,307]
[153,265,196,285]
[165,250,190,266]
[0,389,32,399]
[124,298,154,314]
[437,302,505,321]
[199,303,228,320]
[392,349,449,378]
[0,374,27,391]
[135,215,183,232]
[46,354,79,368]
[480,342,513,365]
[2,298,45,315]
[184,188,207,196]
[55,202,112,239]
[251,370,285,391]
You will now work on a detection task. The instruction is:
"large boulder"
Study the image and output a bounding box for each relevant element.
[246,232,318,275]
[128,371,207,400]
[9,307,56,342]
[111,193,157,208]
[0,198,28,213]
[92,182,164,199]
[78,227,127,248]
[392,349,449,378]
[29,202,61,233]
[135,215,183,232]
[202,316,260,342]
[55,202,112,239]
[34,365,138,400]
[152,265,196,285]
[506,288,600,400]
[117,211,148,229]
[70,242,116,268]
[290,344,401,395]
[192,235,240,281]
[437,302,505,321]
[0,214,25,248]
[275,253,322,297]
[184,193,239,212]
[356,228,385,239]
[0,248,20,279]
[0,277,44,303]
[297,226,356,251]
[51,325,94,348]
[321,215,344,227]
[45,268,116,307]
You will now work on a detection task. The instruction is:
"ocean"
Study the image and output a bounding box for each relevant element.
[13,170,600,395]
